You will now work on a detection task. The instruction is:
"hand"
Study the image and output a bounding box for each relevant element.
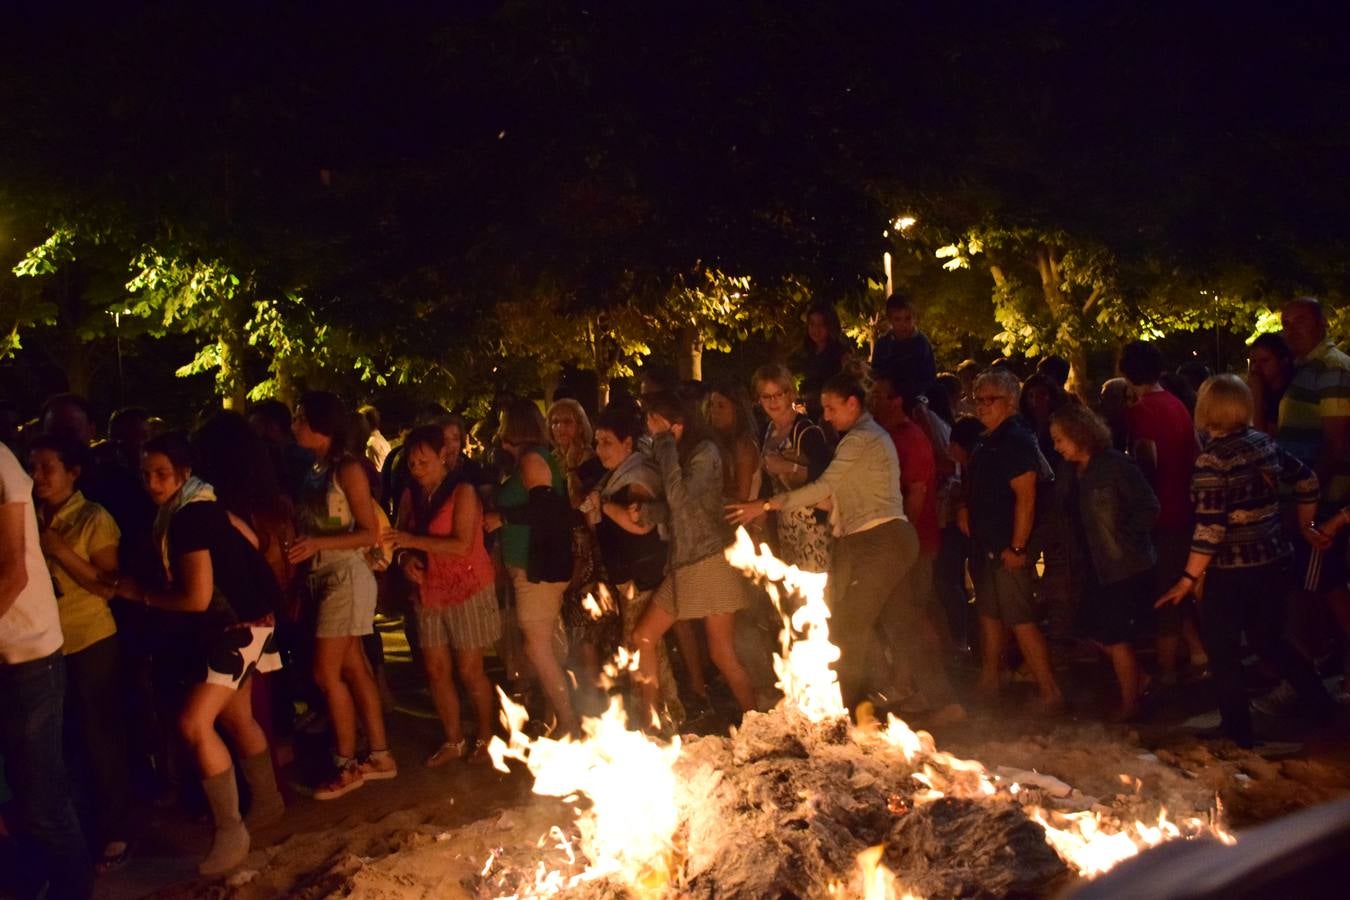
[1302,521,1333,551]
[1000,548,1027,571]
[1156,578,1192,608]
[383,529,416,551]
[286,536,318,564]
[400,554,426,586]
[38,527,68,557]
[762,452,794,477]
[1318,510,1349,538]
[726,501,768,527]
[483,512,503,533]
[646,412,672,435]
[956,507,971,538]
[114,575,146,604]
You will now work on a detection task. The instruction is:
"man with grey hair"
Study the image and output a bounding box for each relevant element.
[958,368,1063,712]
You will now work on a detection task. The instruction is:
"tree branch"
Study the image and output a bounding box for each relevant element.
[1081,285,1104,316]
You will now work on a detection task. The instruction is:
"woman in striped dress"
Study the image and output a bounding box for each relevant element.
[387,425,501,766]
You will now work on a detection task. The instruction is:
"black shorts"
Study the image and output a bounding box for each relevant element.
[1079,568,1155,646]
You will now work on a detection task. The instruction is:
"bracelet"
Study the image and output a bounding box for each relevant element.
[1179,571,1199,583]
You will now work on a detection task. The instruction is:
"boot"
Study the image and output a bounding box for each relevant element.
[240,750,286,830]
[199,768,250,877]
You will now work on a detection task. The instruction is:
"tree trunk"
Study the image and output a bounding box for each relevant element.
[1034,247,1091,401]
[541,369,561,405]
[676,324,703,381]
[217,332,248,411]
[1065,347,1091,401]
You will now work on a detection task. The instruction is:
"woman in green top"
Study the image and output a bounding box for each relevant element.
[485,399,578,736]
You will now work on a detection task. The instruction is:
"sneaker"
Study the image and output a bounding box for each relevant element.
[358,751,399,781]
[1252,681,1301,718]
[313,763,364,800]
[425,740,465,768]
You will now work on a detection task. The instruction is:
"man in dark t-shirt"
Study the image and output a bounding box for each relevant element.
[960,369,1062,710]
[871,294,938,395]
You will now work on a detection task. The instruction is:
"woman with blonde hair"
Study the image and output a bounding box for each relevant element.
[547,399,605,505]
[1157,374,1334,747]
[547,397,613,698]
[752,364,832,571]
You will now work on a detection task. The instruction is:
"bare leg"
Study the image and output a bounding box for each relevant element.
[703,612,756,712]
[575,640,602,693]
[216,677,269,760]
[672,620,708,700]
[521,619,577,735]
[1181,613,1206,661]
[1103,642,1141,718]
[1012,622,1063,704]
[179,683,244,777]
[341,638,389,752]
[632,603,678,730]
[976,615,1004,696]
[313,636,359,758]
[1156,633,1182,681]
[456,649,496,741]
[421,644,464,744]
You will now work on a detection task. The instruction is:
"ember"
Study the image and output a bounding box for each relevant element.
[481,530,1232,899]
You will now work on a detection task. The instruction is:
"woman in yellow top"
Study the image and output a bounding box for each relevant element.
[30,434,131,872]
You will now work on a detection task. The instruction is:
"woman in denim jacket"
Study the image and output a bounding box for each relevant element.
[629,391,755,731]
[1050,404,1159,720]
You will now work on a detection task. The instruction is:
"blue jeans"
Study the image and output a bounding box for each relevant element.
[0,652,93,900]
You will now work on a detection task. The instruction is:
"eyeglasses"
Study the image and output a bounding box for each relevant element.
[973,394,1009,407]
[758,390,787,403]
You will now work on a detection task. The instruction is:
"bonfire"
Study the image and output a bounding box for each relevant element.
[480,530,1232,899]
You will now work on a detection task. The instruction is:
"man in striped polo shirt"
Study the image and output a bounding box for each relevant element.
[1270,296,1350,706]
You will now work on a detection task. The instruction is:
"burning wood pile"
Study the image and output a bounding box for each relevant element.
[475,531,1231,899]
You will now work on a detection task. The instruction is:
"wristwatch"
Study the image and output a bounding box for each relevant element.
[762,500,773,512]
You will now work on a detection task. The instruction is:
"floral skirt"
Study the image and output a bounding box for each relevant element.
[777,507,833,573]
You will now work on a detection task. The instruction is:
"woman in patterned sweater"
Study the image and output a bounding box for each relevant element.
[1157,374,1334,747]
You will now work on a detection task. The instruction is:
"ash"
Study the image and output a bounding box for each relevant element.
[476,706,1082,899]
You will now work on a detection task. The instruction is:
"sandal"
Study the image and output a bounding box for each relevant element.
[425,740,465,768]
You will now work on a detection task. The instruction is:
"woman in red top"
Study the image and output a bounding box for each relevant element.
[386,426,501,766]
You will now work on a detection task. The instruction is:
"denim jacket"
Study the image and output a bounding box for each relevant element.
[777,412,905,537]
[1054,449,1158,586]
[642,433,732,569]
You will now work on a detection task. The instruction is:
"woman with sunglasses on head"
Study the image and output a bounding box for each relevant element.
[751,364,832,572]
[289,391,395,799]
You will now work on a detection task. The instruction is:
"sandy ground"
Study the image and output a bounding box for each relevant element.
[79,620,1350,900]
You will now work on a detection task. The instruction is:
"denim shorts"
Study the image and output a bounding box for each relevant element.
[310,555,377,638]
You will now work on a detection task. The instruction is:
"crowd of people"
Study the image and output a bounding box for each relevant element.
[2,292,1349,898]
